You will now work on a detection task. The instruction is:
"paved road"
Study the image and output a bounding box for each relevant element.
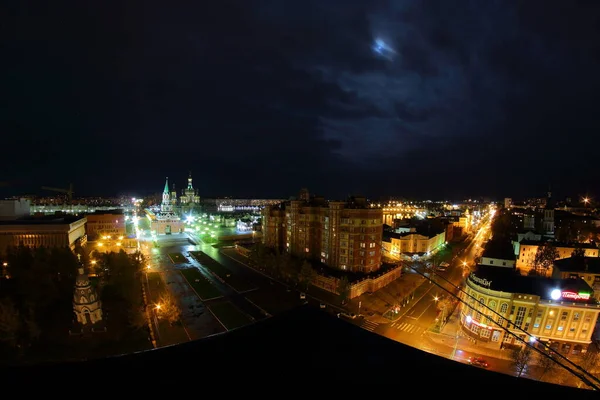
[367,216,545,379]
[139,234,268,332]
[141,233,309,330]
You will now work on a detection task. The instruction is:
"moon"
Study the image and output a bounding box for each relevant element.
[372,38,396,61]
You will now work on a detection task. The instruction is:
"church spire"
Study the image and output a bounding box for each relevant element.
[163,177,169,194]
[187,171,194,190]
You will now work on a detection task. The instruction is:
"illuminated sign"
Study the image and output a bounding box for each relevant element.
[560,291,591,301]
[465,314,493,330]
[471,275,492,288]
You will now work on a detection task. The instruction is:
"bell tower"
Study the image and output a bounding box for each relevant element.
[73,266,103,325]
[161,177,172,212]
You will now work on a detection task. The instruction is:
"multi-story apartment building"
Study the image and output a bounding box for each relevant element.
[516,240,599,275]
[262,196,383,273]
[262,203,287,250]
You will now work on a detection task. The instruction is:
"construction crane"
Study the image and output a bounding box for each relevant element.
[41,183,74,202]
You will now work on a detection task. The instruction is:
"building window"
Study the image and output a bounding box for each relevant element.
[492,331,501,342]
[561,311,568,321]
[500,303,508,314]
[515,307,526,328]
[574,312,580,321]
[481,329,491,338]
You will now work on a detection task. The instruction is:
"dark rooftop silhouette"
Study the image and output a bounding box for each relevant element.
[471,266,596,302]
[1,306,597,395]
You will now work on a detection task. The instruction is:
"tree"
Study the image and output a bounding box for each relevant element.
[156,293,182,326]
[0,298,20,347]
[249,242,268,266]
[533,243,559,275]
[128,304,148,331]
[510,345,533,378]
[436,296,454,325]
[298,261,316,290]
[537,353,558,382]
[580,347,600,377]
[264,253,278,276]
[571,246,586,259]
[337,276,351,304]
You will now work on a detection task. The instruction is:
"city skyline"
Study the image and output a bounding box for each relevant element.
[3,1,600,199]
[0,173,594,204]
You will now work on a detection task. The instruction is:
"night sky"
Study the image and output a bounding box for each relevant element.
[3,1,600,200]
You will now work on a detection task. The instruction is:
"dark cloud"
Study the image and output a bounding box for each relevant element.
[2,0,600,200]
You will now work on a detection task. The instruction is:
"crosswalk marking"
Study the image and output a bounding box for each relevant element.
[361,320,379,332]
[396,322,421,334]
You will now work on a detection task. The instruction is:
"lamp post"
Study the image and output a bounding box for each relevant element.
[451,329,460,360]
[153,304,161,341]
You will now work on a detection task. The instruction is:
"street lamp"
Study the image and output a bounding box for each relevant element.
[451,329,460,360]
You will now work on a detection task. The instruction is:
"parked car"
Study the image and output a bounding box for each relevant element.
[467,357,489,368]
[300,292,306,300]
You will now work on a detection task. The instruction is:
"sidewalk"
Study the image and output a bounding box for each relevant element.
[348,273,429,324]
[427,308,513,361]
[221,248,430,324]
[221,248,346,309]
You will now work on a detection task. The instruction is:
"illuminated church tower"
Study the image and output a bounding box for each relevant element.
[161,177,172,213]
[180,171,200,214]
[153,177,183,234]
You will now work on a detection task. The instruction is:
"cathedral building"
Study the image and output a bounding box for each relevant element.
[179,171,200,215]
[150,177,184,235]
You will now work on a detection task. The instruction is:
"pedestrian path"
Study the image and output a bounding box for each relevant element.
[361,319,380,332]
[392,321,423,335]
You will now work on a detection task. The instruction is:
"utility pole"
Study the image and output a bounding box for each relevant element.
[451,329,460,360]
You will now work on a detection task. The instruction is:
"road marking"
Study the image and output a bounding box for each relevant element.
[397,322,422,334]
[361,320,379,332]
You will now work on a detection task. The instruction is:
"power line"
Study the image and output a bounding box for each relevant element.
[411,262,599,390]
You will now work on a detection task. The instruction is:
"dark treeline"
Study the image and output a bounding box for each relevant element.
[0,245,150,365]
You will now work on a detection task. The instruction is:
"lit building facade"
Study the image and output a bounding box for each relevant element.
[516,240,599,275]
[379,203,427,226]
[0,216,87,254]
[149,177,184,235]
[460,266,600,355]
[0,199,31,220]
[179,171,200,214]
[85,212,125,240]
[262,196,383,273]
[382,229,445,257]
